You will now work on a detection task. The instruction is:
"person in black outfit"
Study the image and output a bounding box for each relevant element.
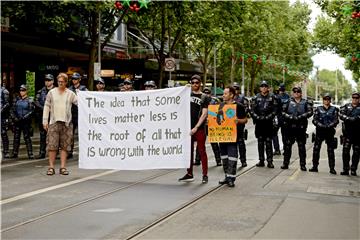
[34,74,55,159]
[250,80,278,168]
[280,87,313,171]
[68,72,88,159]
[1,83,11,158]
[11,85,35,159]
[310,93,339,174]
[339,92,360,176]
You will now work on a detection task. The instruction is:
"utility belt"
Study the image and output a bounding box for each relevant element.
[312,133,338,149]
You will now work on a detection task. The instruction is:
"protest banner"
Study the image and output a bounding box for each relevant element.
[208,104,237,143]
[78,86,191,170]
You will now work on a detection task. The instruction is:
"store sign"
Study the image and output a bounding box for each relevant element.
[101,70,115,77]
[165,58,176,72]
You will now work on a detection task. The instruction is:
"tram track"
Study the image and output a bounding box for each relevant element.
[1,169,178,233]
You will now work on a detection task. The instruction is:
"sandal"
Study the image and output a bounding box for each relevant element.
[47,168,55,176]
[59,168,69,175]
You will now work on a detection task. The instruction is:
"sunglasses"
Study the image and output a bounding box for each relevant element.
[293,90,301,93]
[191,81,200,85]
[124,82,132,85]
[352,97,359,99]
[323,98,331,101]
[19,89,26,92]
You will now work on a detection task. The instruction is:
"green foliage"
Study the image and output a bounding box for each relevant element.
[313,0,360,82]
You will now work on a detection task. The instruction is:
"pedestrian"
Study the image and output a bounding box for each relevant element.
[68,72,87,159]
[310,93,339,174]
[273,83,290,155]
[178,74,210,183]
[339,92,360,176]
[194,87,222,166]
[95,78,106,91]
[250,80,278,168]
[280,86,313,171]
[34,74,55,159]
[43,73,77,175]
[1,82,11,158]
[233,82,249,167]
[10,85,35,159]
[144,80,157,90]
[218,86,248,187]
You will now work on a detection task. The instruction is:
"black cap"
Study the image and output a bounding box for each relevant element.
[292,86,302,92]
[323,93,331,100]
[144,80,156,87]
[203,87,211,94]
[95,78,105,84]
[191,74,201,81]
[71,72,81,80]
[260,80,269,87]
[19,84,27,91]
[45,74,54,81]
[279,83,285,91]
[124,78,132,84]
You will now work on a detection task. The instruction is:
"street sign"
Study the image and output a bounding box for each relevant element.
[165,58,176,72]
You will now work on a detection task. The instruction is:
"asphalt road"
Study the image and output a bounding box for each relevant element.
[1,119,359,239]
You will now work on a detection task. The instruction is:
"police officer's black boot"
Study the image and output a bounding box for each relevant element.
[281,143,292,169]
[25,138,34,160]
[256,139,265,167]
[328,146,336,174]
[298,142,307,171]
[265,138,274,168]
[1,130,10,158]
[341,143,351,175]
[310,140,321,172]
[37,130,47,159]
[350,145,359,176]
[238,139,247,167]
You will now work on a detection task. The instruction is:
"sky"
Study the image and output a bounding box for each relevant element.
[294,0,355,86]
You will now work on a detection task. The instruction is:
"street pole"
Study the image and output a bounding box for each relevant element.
[214,44,217,96]
[241,54,245,95]
[98,11,101,64]
[335,69,338,104]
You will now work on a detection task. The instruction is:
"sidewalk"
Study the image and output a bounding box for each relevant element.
[135,133,360,239]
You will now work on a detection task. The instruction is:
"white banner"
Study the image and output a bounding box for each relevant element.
[78,86,191,170]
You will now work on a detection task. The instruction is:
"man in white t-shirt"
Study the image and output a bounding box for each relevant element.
[43,73,77,175]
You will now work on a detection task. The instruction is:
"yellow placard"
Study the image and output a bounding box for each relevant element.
[208,104,237,143]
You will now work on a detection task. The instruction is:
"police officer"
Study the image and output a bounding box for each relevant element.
[11,85,35,159]
[250,80,278,168]
[123,78,134,91]
[233,82,249,167]
[280,86,313,171]
[310,93,339,174]
[339,92,360,176]
[34,74,55,158]
[144,80,157,90]
[273,83,290,155]
[68,72,88,158]
[1,83,11,158]
[95,78,105,91]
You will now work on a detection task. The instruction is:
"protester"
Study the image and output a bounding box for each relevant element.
[339,92,360,176]
[179,74,210,183]
[250,80,278,168]
[68,72,87,158]
[10,85,35,159]
[280,86,313,171]
[310,93,339,174]
[218,86,248,187]
[34,74,55,158]
[43,73,77,175]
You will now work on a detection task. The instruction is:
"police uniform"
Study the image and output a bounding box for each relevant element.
[281,87,313,170]
[11,85,35,159]
[68,73,88,158]
[273,84,290,154]
[339,92,360,176]
[1,86,11,158]
[310,94,339,174]
[234,93,249,167]
[250,81,278,168]
[34,74,55,158]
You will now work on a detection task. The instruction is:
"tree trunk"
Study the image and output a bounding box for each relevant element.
[250,70,256,96]
[230,46,236,84]
[88,11,100,91]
